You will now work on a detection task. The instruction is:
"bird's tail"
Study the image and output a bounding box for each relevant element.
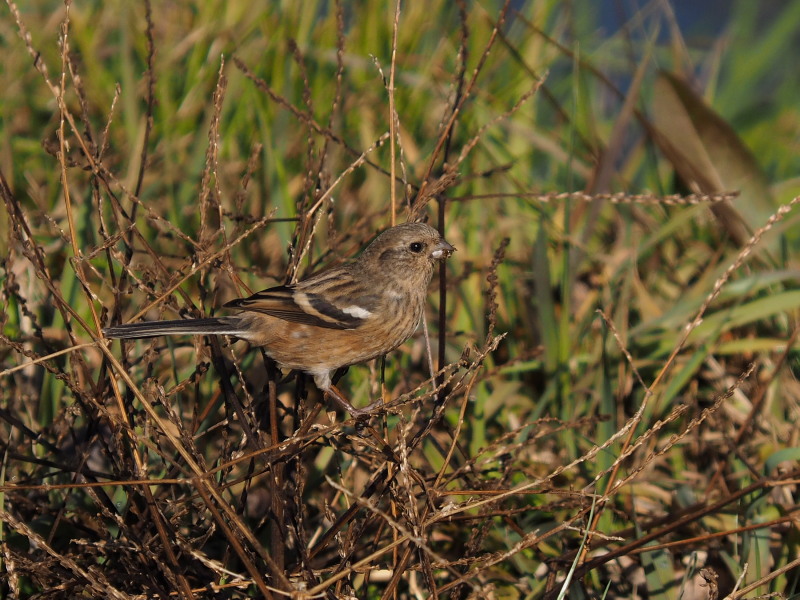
[103,316,245,340]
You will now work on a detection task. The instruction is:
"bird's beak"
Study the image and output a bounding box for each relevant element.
[431,239,456,259]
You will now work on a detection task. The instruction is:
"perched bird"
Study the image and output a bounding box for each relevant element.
[103,222,455,416]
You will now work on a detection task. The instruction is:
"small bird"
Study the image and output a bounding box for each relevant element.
[103,222,455,416]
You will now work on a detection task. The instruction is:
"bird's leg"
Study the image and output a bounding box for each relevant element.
[324,384,384,418]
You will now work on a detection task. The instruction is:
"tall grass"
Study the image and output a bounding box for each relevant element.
[1,1,799,598]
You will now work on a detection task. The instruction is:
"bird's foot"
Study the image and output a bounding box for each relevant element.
[325,385,385,419]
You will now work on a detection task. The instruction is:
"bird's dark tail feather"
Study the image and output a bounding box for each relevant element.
[103,317,244,340]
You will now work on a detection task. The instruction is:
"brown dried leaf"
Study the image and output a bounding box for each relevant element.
[651,72,775,248]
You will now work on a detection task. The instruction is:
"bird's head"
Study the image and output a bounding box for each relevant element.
[359,222,455,288]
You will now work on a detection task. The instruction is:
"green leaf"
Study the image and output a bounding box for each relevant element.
[764,447,800,475]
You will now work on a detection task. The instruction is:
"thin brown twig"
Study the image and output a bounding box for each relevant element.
[388,0,401,225]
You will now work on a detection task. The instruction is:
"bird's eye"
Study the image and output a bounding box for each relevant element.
[409,242,425,253]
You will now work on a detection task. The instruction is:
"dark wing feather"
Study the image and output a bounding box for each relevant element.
[224,283,373,330]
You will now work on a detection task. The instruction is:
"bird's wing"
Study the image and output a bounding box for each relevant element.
[224,272,381,330]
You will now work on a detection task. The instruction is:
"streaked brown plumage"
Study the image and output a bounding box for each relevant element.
[103,222,455,415]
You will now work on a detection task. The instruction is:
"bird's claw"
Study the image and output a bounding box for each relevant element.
[325,385,385,420]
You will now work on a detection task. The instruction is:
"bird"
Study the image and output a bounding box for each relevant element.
[103,222,455,416]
